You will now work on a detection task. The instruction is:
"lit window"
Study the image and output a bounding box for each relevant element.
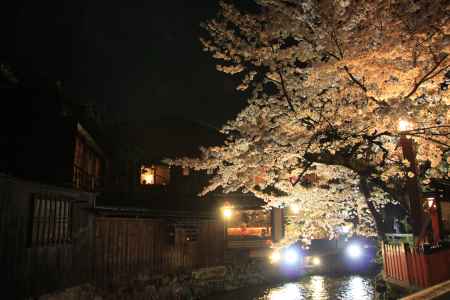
[140,165,170,185]
[140,166,155,185]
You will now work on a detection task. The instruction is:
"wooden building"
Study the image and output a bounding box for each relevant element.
[0,68,107,193]
[100,118,284,259]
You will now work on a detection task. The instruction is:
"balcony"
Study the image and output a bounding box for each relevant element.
[73,164,102,192]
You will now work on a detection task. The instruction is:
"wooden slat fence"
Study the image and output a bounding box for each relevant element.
[383,241,450,288]
[94,217,225,288]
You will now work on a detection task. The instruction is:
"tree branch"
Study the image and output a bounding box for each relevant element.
[405,54,449,99]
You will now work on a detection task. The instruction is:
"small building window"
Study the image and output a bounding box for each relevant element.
[140,166,155,185]
[140,165,170,185]
[29,193,72,247]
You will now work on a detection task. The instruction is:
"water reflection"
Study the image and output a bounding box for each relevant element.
[206,275,375,300]
[338,276,374,300]
[309,276,328,300]
[267,283,303,300]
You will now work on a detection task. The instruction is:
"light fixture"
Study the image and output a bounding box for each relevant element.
[284,248,299,265]
[346,243,362,259]
[290,203,300,214]
[270,250,281,264]
[312,256,321,266]
[427,197,435,209]
[398,119,412,132]
[223,207,233,219]
[221,202,234,220]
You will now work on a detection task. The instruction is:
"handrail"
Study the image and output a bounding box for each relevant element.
[400,279,450,299]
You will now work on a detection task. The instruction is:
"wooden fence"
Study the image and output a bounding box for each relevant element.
[94,217,225,288]
[382,242,450,288]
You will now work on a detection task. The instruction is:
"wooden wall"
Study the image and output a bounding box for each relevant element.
[0,175,95,299]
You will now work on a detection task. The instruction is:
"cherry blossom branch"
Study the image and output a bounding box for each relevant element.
[342,66,387,107]
[277,69,296,112]
[405,54,449,99]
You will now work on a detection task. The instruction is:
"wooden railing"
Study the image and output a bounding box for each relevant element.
[382,241,450,288]
[73,164,102,192]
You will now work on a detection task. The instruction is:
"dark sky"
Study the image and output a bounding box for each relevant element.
[2,0,248,128]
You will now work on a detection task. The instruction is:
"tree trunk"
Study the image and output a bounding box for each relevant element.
[359,176,386,239]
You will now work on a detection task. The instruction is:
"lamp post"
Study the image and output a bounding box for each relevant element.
[221,202,233,251]
[398,120,424,238]
[426,197,441,244]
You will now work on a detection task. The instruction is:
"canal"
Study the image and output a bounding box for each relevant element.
[204,275,375,300]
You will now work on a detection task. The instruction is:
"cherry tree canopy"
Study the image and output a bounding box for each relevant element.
[168,0,450,243]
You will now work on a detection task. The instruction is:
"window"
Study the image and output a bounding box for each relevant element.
[140,165,170,185]
[227,209,272,239]
[29,193,72,247]
[140,166,155,185]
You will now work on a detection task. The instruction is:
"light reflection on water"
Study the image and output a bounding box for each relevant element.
[206,275,374,300]
[261,276,373,300]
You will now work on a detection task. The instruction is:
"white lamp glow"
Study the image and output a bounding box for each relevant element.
[290,203,300,214]
[284,248,299,265]
[346,244,362,259]
[398,119,412,132]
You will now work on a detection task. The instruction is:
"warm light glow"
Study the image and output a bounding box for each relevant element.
[290,203,300,214]
[346,243,362,259]
[223,207,233,219]
[427,197,435,208]
[140,166,155,185]
[398,119,412,132]
[312,256,321,266]
[284,248,299,265]
[270,250,281,264]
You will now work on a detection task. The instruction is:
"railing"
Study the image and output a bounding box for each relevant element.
[385,233,414,245]
[73,164,102,192]
[227,239,271,249]
[382,241,450,288]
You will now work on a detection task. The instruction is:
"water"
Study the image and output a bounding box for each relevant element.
[205,275,375,300]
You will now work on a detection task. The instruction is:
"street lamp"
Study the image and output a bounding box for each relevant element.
[222,204,233,220]
[398,119,413,132]
[221,202,234,251]
[290,203,300,214]
[426,197,441,244]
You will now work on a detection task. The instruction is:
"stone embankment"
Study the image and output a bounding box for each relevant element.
[37,260,278,300]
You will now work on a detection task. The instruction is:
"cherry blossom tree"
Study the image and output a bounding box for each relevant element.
[168,0,450,245]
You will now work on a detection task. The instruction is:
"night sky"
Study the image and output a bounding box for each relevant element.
[2,0,249,128]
